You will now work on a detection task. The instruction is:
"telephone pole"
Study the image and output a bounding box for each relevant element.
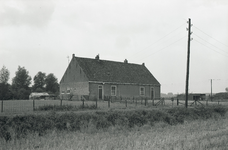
[185,18,192,108]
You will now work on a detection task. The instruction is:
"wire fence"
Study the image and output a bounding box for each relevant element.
[0,97,227,114]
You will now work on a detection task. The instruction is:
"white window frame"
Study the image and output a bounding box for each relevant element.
[140,87,145,96]
[111,85,117,96]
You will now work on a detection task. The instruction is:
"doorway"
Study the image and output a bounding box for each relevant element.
[151,88,154,100]
[98,85,103,100]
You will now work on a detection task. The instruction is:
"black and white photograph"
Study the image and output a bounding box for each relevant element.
[0,0,228,149]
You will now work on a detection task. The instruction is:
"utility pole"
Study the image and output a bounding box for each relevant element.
[185,18,192,108]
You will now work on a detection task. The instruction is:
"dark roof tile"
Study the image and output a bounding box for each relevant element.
[75,56,160,85]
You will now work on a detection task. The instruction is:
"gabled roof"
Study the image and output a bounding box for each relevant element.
[74,56,160,85]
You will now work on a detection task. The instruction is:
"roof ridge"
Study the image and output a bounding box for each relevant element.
[73,55,160,85]
[75,56,143,66]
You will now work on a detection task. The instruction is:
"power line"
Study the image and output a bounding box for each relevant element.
[137,35,186,61]
[194,39,228,58]
[193,33,228,55]
[128,23,186,59]
[194,26,228,48]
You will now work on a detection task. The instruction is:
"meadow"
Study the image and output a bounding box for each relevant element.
[0,106,228,150]
[0,98,226,115]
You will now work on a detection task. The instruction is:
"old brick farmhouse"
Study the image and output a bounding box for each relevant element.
[60,54,160,100]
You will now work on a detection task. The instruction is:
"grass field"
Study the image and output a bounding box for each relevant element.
[1,112,228,150]
[0,99,227,115]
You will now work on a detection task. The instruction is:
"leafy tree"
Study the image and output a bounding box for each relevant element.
[226,87,228,92]
[32,71,46,92]
[0,83,12,100]
[0,65,10,84]
[45,73,59,95]
[11,66,31,99]
[0,66,12,100]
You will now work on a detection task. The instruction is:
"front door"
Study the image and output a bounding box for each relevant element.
[98,85,103,100]
[151,88,154,100]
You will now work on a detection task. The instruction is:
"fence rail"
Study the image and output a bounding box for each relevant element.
[0,97,227,114]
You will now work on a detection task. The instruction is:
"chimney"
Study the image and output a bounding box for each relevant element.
[142,62,145,66]
[95,54,100,60]
[124,59,128,63]
[72,54,75,58]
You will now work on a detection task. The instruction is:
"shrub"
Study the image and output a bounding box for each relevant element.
[0,106,227,141]
[35,104,97,111]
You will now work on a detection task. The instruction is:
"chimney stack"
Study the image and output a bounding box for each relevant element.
[95,54,100,60]
[124,59,128,63]
[72,54,75,58]
[142,62,145,66]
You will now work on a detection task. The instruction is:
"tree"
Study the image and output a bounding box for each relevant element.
[0,65,10,84]
[226,87,228,92]
[0,66,12,100]
[0,83,12,100]
[45,73,59,95]
[32,71,46,92]
[11,66,31,99]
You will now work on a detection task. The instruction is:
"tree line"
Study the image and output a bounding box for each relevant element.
[0,65,59,100]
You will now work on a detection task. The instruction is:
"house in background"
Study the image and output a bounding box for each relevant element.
[60,54,160,100]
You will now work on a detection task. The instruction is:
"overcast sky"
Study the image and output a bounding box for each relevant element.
[0,0,228,94]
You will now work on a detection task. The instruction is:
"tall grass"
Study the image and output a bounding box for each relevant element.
[0,106,227,149]
[34,103,97,111]
[1,114,228,150]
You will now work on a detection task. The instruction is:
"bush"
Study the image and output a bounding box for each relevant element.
[0,106,227,141]
[35,104,97,111]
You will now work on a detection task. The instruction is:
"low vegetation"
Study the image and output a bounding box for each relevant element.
[34,104,97,111]
[0,106,227,144]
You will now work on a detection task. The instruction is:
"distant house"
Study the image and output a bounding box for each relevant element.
[60,54,160,100]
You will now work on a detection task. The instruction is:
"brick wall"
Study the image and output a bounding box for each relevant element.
[89,82,160,100]
[60,57,89,100]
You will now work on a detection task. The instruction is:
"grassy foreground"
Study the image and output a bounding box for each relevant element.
[0,106,228,150]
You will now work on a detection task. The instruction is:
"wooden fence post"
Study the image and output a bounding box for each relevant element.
[152,98,154,106]
[1,100,3,112]
[125,99,127,107]
[95,97,98,108]
[108,97,110,108]
[177,99,179,106]
[60,99,62,107]
[83,98,85,109]
[33,99,35,111]
[144,98,147,106]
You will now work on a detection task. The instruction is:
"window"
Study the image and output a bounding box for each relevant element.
[61,91,65,94]
[140,87,145,96]
[111,86,117,96]
[67,89,70,94]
